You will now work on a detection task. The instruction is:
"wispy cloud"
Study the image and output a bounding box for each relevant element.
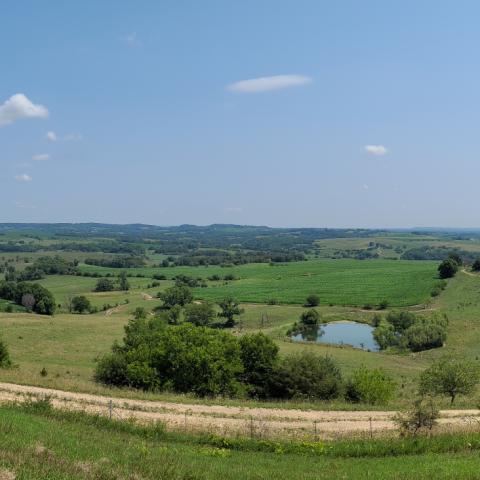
[125,32,142,47]
[0,94,48,127]
[64,132,83,141]
[364,145,388,156]
[14,174,32,182]
[14,201,36,209]
[32,153,50,161]
[227,74,312,93]
[46,131,57,141]
[46,131,82,142]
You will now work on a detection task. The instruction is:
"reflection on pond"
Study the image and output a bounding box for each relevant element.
[291,321,380,352]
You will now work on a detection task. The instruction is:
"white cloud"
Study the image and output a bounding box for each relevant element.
[0,94,48,127]
[14,174,32,182]
[227,74,312,93]
[32,153,50,161]
[125,32,142,47]
[364,145,388,156]
[46,131,57,141]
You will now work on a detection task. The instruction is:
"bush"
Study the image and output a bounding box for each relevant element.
[268,352,343,400]
[386,311,416,332]
[403,317,447,352]
[438,259,458,279]
[299,309,320,326]
[395,398,439,436]
[94,278,115,292]
[71,295,91,314]
[184,302,216,326]
[95,322,244,397]
[305,294,320,307]
[0,338,11,368]
[159,285,193,308]
[472,258,480,272]
[239,333,279,398]
[345,366,395,405]
[373,321,396,350]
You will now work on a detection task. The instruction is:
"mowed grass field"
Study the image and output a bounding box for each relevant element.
[3,405,480,479]
[79,258,439,306]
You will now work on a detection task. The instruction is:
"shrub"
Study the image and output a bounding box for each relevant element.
[403,317,447,351]
[217,297,244,328]
[395,398,439,436]
[472,259,480,272]
[378,300,389,310]
[0,338,11,368]
[268,352,343,400]
[438,259,458,279]
[95,322,244,397]
[184,302,216,326]
[239,333,279,398]
[345,366,395,405]
[159,285,193,308]
[305,294,320,307]
[386,311,416,332]
[71,295,92,314]
[373,321,396,350]
[94,278,115,292]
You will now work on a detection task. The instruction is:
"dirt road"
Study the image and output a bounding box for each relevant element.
[0,382,479,439]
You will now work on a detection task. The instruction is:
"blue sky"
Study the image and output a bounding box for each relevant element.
[1,1,480,227]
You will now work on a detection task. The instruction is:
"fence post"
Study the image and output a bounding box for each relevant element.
[369,416,373,438]
[108,400,113,420]
[313,420,318,441]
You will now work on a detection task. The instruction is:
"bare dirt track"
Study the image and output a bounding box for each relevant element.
[1,383,480,439]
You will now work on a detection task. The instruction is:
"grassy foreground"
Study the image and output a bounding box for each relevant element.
[2,402,480,479]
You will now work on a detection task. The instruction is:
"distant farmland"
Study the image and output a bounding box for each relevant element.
[80,259,439,307]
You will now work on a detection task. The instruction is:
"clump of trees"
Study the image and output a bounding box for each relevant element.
[438,254,462,279]
[373,311,447,352]
[95,314,395,404]
[84,255,146,268]
[69,295,92,314]
[93,272,129,292]
[0,280,56,315]
[18,255,78,281]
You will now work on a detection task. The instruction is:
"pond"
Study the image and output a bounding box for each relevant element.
[291,321,380,351]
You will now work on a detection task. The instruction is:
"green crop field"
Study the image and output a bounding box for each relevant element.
[78,258,439,307]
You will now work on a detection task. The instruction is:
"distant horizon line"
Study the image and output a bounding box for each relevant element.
[1,222,480,232]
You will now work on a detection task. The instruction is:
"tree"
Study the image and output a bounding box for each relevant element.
[305,294,320,307]
[447,252,463,266]
[419,356,480,404]
[345,366,395,405]
[239,333,279,398]
[184,302,216,326]
[159,285,193,308]
[472,258,480,272]
[217,297,244,328]
[299,308,320,326]
[438,259,458,279]
[21,293,35,311]
[118,271,130,291]
[71,295,91,314]
[386,311,416,332]
[373,321,396,350]
[94,278,115,292]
